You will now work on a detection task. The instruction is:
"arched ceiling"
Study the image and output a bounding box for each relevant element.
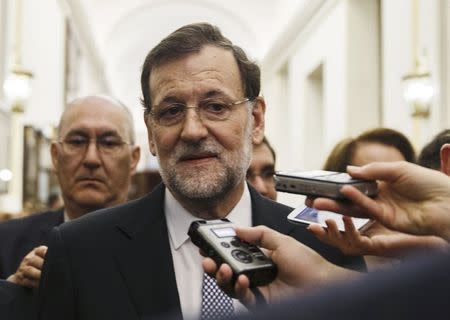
[76,0,307,133]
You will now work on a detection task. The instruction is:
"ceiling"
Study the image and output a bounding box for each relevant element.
[74,0,308,133]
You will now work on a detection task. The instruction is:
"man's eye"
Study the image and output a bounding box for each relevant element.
[261,170,275,179]
[99,138,121,148]
[66,137,87,146]
[204,102,227,113]
[159,104,184,118]
[202,101,230,115]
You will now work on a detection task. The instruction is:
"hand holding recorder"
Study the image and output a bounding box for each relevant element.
[189,219,277,288]
[202,225,359,307]
[275,170,378,199]
[308,161,450,240]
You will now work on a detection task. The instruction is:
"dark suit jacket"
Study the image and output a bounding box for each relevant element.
[235,251,450,320]
[159,252,450,320]
[0,210,64,279]
[38,184,364,320]
[0,280,34,320]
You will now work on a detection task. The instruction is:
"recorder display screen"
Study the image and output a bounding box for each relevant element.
[212,227,236,238]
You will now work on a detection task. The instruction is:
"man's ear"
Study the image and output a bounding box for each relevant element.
[50,142,59,173]
[144,114,157,156]
[129,146,141,175]
[251,97,266,145]
[440,143,450,175]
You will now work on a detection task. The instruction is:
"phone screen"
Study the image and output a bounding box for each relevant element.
[288,205,371,231]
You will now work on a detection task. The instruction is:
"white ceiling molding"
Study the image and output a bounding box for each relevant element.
[60,0,111,93]
[106,0,258,47]
[440,0,449,126]
[261,0,338,77]
[103,0,260,67]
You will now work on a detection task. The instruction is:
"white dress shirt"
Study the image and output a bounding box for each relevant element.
[165,184,252,320]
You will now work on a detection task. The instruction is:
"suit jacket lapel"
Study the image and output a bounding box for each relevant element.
[249,184,296,235]
[113,185,181,318]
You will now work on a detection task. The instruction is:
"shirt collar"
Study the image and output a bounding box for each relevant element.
[63,211,70,223]
[165,183,253,250]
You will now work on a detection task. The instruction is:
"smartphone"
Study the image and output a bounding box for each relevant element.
[275,170,378,199]
[188,219,277,287]
[287,205,372,232]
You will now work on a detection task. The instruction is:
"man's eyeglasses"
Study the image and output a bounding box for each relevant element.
[148,98,252,127]
[58,136,131,156]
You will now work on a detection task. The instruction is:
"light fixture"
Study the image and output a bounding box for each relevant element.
[402,63,433,118]
[0,169,13,182]
[2,0,33,113]
[401,0,433,118]
[3,65,33,113]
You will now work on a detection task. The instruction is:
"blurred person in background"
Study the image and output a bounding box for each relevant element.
[46,192,63,211]
[323,127,416,172]
[246,137,277,201]
[418,129,450,171]
[312,128,446,269]
[0,95,140,289]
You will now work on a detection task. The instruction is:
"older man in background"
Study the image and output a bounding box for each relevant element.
[0,95,140,288]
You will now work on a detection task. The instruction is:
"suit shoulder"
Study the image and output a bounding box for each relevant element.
[0,211,62,236]
[266,199,293,215]
[254,195,294,217]
[57,194,154,236]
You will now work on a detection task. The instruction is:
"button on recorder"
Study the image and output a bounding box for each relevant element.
[188,219,277,287]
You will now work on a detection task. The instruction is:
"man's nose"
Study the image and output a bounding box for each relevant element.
[82,141,102,167]
[180,108,208,142]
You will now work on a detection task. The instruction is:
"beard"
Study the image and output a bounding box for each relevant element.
[158,119,253,203]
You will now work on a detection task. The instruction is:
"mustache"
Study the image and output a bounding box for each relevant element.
[173,141,222,161]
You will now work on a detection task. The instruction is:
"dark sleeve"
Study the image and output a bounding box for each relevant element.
[238,252,450,320]
[37,227,76,320]
[0,280,34,320]
[0,222,18,279]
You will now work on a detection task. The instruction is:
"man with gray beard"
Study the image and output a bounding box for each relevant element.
[38,23,364,320]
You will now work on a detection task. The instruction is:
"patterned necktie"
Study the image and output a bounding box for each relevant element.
[200,273,235,320]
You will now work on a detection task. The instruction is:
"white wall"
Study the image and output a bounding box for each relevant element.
[445,0,450,126]
[20,0,65,129]
[262,0,380,207]
[77,54,108,96]
[381,0,447,150]
[0,0,6,102]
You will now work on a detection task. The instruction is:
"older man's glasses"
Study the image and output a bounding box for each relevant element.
[149,98,251,127]
[58,136,130,156]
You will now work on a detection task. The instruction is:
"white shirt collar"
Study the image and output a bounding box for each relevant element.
[63,211,70,223]
[165,183,253,250]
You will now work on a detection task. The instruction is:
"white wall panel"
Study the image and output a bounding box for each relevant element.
[21,0,66,128]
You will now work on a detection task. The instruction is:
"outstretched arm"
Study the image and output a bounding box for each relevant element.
[307,162,450,240]
[308,217,448,258]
